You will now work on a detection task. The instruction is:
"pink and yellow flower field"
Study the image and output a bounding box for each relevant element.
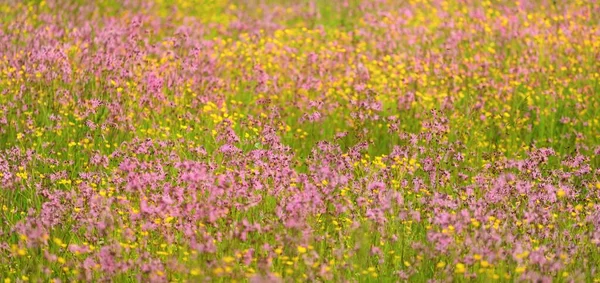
[1,0,600,282]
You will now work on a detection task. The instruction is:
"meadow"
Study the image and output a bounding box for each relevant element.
[1,0,599,282]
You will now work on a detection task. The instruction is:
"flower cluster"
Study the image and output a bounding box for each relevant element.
[1,0,599,282]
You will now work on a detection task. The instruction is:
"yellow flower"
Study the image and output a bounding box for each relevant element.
[455,263,466,273]
[297,246,307,254]
[516,251,530,259]
[515,266,526,273]
[556,189,566,198]
[223,256,235,263]
[436,261,446,268]
[17,248,26,256]
[16,172,28,179]
[213,267,224,275]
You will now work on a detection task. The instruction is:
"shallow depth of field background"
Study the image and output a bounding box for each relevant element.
[1,0,599,282]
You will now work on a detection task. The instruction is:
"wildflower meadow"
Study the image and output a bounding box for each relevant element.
[1,0,599,282]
